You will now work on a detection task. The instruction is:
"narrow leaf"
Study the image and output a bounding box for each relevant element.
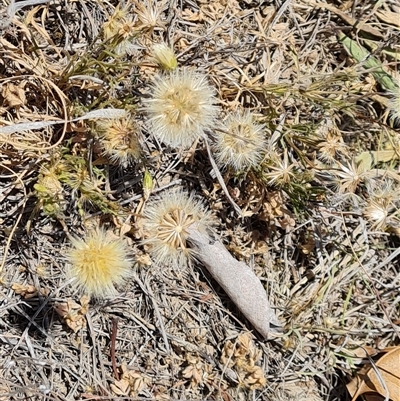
[339,32,398,91]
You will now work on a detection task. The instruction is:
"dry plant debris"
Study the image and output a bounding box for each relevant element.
[346,346,400,401]
[0,0,400,400]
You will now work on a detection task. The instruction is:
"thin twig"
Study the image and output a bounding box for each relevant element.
[204,135,242,217]
[110,318,119,381]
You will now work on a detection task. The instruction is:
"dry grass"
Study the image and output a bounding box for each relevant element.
[0,0,399,400]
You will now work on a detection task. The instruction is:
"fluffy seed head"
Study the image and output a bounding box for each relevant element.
[213,111,267,171]
[103,6,125,39]
[144,68,218,148]
[315,119,348,163]
[364,179,398,229]
[134,0,167,33]
[333,159,368,193]
[66,229,132,299]
[152,43,177,71]
[142,190,213,267]
[96,117,141,166]
[264,151,297,187]
[364,199,389,229]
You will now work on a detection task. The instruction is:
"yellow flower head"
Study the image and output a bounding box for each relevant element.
[66,229,132,299]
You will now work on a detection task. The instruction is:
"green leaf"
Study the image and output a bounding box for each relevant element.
[339,32,399,91]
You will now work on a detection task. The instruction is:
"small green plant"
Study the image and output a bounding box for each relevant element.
[34,152,119,217]
[63,155,118,215]
[34,161,66,216]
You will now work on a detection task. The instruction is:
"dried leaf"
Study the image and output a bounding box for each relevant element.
[11,283,49,298]
[356,150,397,169]
[11,283,37,297]
[242,365,267,389]
[311,2,384,38]
[54,297,88,333]
[136,253,152,267]
[2,83,26,108]
[111,379,130,396]
[221,334,266,389]
[0,108,127,134]
[376,10,400,28]
[114,365,149,395]
[348,346,400,401]
[181,352,213,388]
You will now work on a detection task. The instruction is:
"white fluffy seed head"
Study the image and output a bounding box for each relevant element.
[142,190,214,267]
[96,117,142,166]
[364,200,388,229]
[363,179,398,229]
[213,111,267,172]
[144,68,219,148]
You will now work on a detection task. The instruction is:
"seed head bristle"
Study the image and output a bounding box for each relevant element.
[364,179,398,229]
[388,86,400,124]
